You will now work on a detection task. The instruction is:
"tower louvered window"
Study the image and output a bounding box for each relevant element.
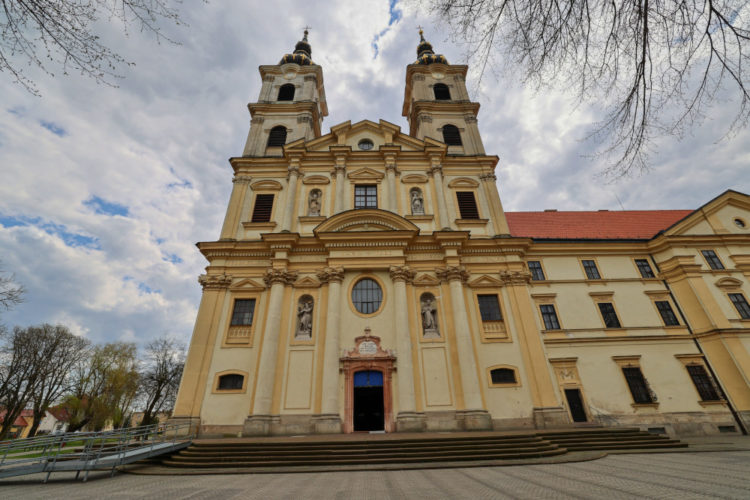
[251,194,274,222]
[433,83,451,100]
[456,192,480,219]
[267,126,287,147]
[442,124,462,146]
[278,84,295,101]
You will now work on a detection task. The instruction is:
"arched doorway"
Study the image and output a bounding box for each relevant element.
[353,370,384,431]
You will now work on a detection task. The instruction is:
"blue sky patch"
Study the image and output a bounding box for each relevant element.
[372,0,403,58]
[0,214,30,228]
[163,253,183,264]
[40,120,67,137]
[0,214,99,249]
[84,196,130,217]
[138,282,161,294]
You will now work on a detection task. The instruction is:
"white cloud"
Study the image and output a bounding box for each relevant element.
[0,0,748,348]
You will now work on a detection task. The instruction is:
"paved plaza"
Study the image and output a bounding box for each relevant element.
[1,451,749,499]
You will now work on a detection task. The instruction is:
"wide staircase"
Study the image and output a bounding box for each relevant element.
[154,428,686,472]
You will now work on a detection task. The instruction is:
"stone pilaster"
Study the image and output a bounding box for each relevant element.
[281,165,301,231]
[430,161,450,230]
[315,267,345,433]
[385,156,398,213]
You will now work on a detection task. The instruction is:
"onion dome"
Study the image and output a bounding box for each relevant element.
[415,30,448,65]
[279,29,314,66]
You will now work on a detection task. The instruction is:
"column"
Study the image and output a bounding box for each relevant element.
[219,176,251,240]
[245,269,297,435]
[500,269,569,428]
[431,162,450,229]
[281,166,301,231]
[436,266,492,430]
[385,158,398,212]
[171,274,232,434]
[390,266,425,431]
[315,267,345,433]
[333,160,346,213]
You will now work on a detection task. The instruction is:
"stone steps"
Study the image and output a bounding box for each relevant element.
[538,428,687,451]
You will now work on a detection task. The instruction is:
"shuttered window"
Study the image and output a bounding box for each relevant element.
[278,84,295,101]
[456,191,480,219]
[433,83,451,100]
[622,367,654,404]
[442,124,462,146]
[251,194,274,222]
[267,126,287,147]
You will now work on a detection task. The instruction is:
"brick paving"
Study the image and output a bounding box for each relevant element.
[1,451,749,499]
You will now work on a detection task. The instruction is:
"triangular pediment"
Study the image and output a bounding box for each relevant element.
[314,209,420,234]
[412,273,441,287]
[347,167,384,182]
[447,177,480,189]
[467,275,504,288]
[229,278,265,291]
[663,190,750,236]
[294,276,322,288]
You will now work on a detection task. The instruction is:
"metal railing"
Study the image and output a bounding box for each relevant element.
[0,422,193,482]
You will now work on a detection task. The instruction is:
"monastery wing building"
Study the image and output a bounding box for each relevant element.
[172,31,750,437]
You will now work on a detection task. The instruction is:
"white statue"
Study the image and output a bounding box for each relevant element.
[308,190,321,216]
[296,299,313,338]
[411,189,424,215]
[421,295,439,338]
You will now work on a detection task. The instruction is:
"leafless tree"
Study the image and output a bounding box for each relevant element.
[1,0,189,95]
[428,0,750,176]
[137,336,184,427]
[0,261,24,316]
[26,325,90,437]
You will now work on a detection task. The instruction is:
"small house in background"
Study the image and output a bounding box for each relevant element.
[0,409,34,439]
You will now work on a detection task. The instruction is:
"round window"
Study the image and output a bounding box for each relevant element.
[734,218,746,228]
[351,278,383,314]
[358,139,374,151]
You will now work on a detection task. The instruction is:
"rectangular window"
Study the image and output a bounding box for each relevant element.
[598,302,621,328]
[729,293,750,319]
[582,260,601,279]
[250,194,274,223]
[701,250,725,270]
[354,185,377,209]
[655,300,680,326]
[456,192,480,219]
[622,367,654,404]
[635,259,655,278]
[540,304,560,330]
[686,365,721,401]
[230,299,256,326]
[477,295,503,321]
[528,261,545,281]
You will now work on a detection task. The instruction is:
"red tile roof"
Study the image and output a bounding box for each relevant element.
[506,210,693,240]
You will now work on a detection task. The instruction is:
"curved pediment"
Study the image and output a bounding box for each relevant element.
[314,209,420,234]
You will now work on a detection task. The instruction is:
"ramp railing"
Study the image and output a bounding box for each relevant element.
[0,422,193,482]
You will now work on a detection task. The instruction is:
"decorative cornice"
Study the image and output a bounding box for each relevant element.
[263,269,298,287]
[199,274,233,290]
[389,265,416,283]
[251,117,265,124]
[464,115,478,123]
[479,173,497,182]
[500,270,532,285]
[232,175,252,185]
[436,266,469,283]
[316,267,345,284]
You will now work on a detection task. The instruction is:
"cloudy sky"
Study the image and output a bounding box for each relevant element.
[1,1,748,347]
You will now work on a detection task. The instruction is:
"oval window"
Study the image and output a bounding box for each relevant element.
[358,139,374,151]
[734,218,746,228]
[351,278,383,314]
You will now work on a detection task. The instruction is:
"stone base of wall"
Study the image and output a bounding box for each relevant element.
[532,407,571,429]
[396,411,426,432]
[591,410,739,437]
[167,416,201,436]
[421,410,492,431]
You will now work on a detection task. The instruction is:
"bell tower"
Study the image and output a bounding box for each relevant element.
[242,30,328,157]
[402,31,485,155]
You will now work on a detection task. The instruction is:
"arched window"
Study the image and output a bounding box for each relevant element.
[442,124,462,146]
[278,84,295,101]
[267,126,287,147]
[433,83,451,100]
[490,368,517,385]
[217,373,244,390]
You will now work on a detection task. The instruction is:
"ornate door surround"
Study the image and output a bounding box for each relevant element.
[341,329,396,433]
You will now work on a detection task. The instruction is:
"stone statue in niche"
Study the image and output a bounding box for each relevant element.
[410,189,424,215]
[421,294,440,338]
[295,296,314,339]
[308,189,322,216]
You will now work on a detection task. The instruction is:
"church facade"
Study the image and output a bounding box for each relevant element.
[172,32,750,437]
